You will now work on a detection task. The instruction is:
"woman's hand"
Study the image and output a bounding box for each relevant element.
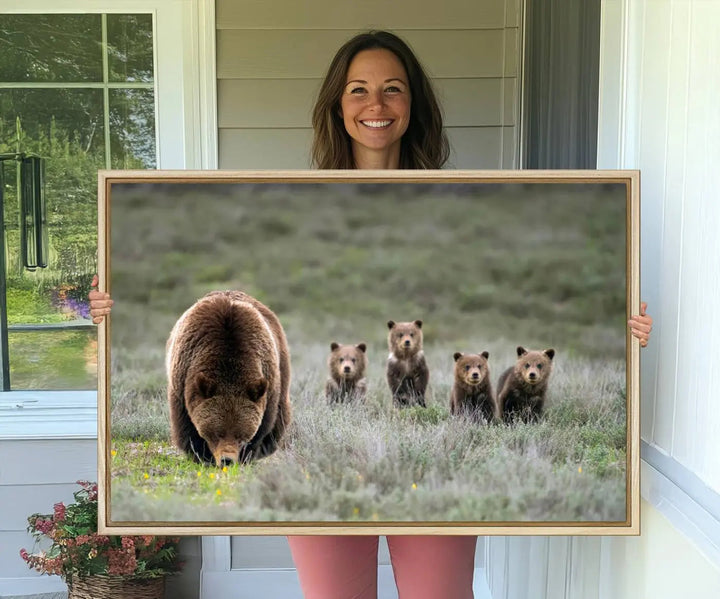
[88,275,113,324]
[628,301,652,347]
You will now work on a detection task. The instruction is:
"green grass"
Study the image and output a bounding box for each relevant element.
[107,181,629,524]
[110,346,627,523]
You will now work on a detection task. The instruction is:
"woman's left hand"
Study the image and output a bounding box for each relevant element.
[628,301,652,348]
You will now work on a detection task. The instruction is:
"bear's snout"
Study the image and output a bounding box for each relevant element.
[343,365,352,373]
[471,371,479,379]
[528,372,537,380]
[403,339,411,347]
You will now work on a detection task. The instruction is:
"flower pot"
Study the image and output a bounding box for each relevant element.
[67,574,165,599]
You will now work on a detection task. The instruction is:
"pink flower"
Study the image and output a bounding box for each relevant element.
[107,547,137,576]
[53,502,66,521]
[121,537,135,551]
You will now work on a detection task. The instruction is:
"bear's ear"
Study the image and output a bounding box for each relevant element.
[248,379,268,402]
[544,348,555,360]
[387,320,396,329]
[195,373,216,400]
[481,351,490,359]
[330,342,339,351]
[453,352,463,362]
[357,343,367,353]
[516,346,527,356]
[414,319,423,328]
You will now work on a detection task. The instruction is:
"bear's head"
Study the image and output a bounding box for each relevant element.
[453,351,490,387]
[387,320,423,357]
[185,371,268,466]
[328,342,367,381]
[513,346,555,386]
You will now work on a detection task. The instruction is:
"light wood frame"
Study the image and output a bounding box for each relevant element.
[97,169,640,535]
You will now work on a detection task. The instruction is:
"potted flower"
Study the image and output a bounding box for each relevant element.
[20,481,182,599]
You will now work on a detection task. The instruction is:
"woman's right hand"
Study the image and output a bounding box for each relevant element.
[89,275,113,324]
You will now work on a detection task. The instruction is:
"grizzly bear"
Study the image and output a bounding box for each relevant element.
[325,342,368,403]
[497,346,555,423]
[386,319,429,407]
[166,290,291,466]
[450,351,495,422]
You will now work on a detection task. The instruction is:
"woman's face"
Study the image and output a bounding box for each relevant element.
[340,48,411,163]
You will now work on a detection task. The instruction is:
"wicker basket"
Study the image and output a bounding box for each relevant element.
[67,575,165,599]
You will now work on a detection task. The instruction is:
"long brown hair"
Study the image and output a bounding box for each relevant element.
[311,31,449,170]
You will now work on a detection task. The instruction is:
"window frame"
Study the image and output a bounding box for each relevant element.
[0,0,217,439]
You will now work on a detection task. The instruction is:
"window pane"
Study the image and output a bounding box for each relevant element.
[0,88,106,156]
[0,14,102,83]
[9,329,97,390]
[1,88,103,390]
[110,89,156,168]
[107,14,154,83]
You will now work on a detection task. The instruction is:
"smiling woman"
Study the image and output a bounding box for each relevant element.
[310,30,449,170]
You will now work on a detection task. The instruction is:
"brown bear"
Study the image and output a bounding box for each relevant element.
[496,346,555,423]
[386,319,429,407]
[166,290,291,466]
[325,342,368,403]
[450,351,495,422]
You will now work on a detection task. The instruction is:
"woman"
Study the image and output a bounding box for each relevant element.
[90,30,653,599]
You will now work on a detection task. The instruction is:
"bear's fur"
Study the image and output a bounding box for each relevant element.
[166,290,291,466]
[386,319,429,407]
[325,342,368,403]
[497,346,555,423]
[450,351,495,422]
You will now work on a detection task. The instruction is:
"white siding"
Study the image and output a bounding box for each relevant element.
[597,0,720,489]
[0,439,96,581]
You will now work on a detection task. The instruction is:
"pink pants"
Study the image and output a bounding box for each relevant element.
[287,535,477,599]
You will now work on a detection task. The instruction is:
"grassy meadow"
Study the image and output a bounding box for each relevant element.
[108,180,628,524]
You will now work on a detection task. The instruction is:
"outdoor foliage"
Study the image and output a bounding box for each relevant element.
[20,481,182,584]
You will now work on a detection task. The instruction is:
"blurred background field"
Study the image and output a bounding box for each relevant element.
[108,180,628,523]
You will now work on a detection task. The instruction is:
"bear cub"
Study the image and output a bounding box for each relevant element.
[450,351,495,422]
[166,290,291,466]
[325,342,368,403]
[497,346,555,423]
[386,319,429,407]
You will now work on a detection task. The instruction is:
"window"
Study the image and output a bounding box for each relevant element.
[0,13,156,390]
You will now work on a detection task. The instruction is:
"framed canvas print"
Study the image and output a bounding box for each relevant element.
[97,170,640,535]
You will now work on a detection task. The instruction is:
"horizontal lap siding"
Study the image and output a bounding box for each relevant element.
[0,439,97,579]
[216,0,521,170]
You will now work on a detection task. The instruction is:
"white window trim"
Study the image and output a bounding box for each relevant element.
[0,0,217,439]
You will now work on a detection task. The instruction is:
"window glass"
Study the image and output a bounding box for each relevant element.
[0,13,156,390]
[109,89,156,169]
[0,14,103,83]
[107,14,154,83]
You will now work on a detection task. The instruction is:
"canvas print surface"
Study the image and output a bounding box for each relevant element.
[101,173,637,533]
